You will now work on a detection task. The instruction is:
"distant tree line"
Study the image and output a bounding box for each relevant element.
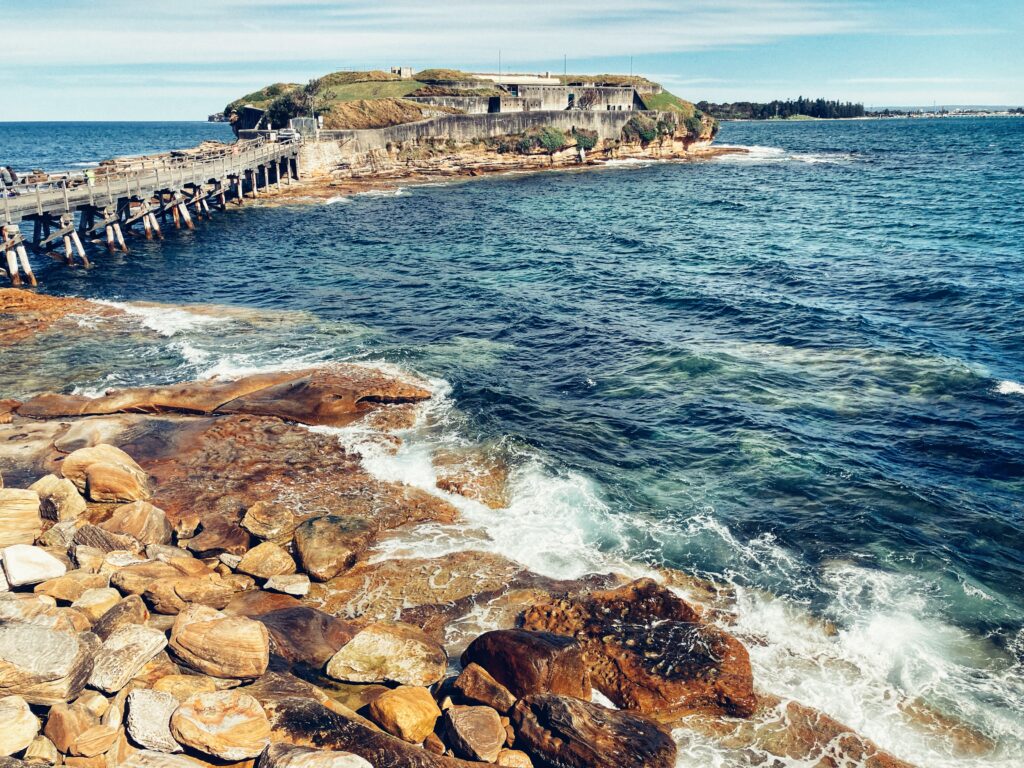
[696,98,866,120]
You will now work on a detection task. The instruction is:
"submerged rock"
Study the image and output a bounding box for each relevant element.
[293,515,375,582]
[511,693,676,768]
[522,578,757,719]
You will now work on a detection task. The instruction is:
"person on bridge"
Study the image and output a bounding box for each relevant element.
[0,166,17,193]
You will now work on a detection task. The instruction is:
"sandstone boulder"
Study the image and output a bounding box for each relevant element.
[110,561,187,596]
[522,579,756,719]
[366,686,441,744]
[65,723,118,757]
[442,704,506,763]
[461,630,589,700]
[2,546,67,587]
[240,502,305,544]
[256,743,372,768]
[256,607,355,667]
[88,624,168,693]
[99,502,172,546]
[0,695,39,756]
[0,624,99,704]
[0,490,42,548]
[126,688,182,753]
[511,694,676,768]
[34,571,109,603]
[170,690,270,761]
[325,622,447,687]
[152,674,218,702]
[29,475,86,522]
[71,525,144,556]
[263,574,310,597]
[237,542,296,580]
[23,735,59,765]
[120,751,208,768]
[143,575,237,615]
[43,701,96,753]
[60,444,149,502]
[92,594,150,640]
[496,750,532,767]
[169,606,269,679]
[70,588,121,623]
[293,516,375,582]
[453,663,516,714]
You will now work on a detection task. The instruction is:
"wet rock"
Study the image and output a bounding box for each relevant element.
[433,449,510,509]
[70,587,121,623]
[60,444,149,503]
[521,579,756,719]
[325,622,447,687]
[293,516,375,582]
[453,663,516,714]
[170,690,271,761]
[99,502,172,546]
[183,516,251,558]
[34,571,109,603]
[237,542,296,580]
[511,694,676,768]
[0,490,42,548]
[0,623,99,704]
[169,605,269,679]
[29,475,86,522]
[0,695,39,756]
[241,502,306,544]
[264,574,310,597]
[225,589,302,617]
[442,705,505,763]
[88,624,168,693]
[92,594,150,640]
[673,694,916,768]
[257,743,373,768]
[126,689,182,753]
[256,607,355,667]
[461,630,589,700]
[2,546,67,587]
[366,685,442,744]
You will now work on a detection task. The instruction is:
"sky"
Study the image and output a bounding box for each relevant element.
[1,0,1021,120]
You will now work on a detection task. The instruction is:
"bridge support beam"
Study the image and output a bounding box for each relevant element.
[2,225,35,287]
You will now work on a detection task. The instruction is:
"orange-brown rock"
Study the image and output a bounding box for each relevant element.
[99,501,172,546]
[30,474,87,522]
[18,366,431,428]
[522,578,756,720]
[674,695,916,768]
[256,607,355,667]
[293,516,374,582]
[461,630,589,700]
[511,694,676,768]
[256,743,372,768]
[71,524,144,555]
[44,701,97,754]
[59,444,149,503]
[0,489,42,548]
[0,623,100,705]
[92,594,150,640]
[325,622,447,687]
[35,571,110,603]
[152,674,218,702]
[452,663,516,715]
[70,587,121,622]
[110,561,186,596]
[170,690,271,761]
[442,705,505,763]
[366,686,441,744]
[143,575,238,614]
[237,542,296,580]
[240,502,305,544]
[169,606,269,679]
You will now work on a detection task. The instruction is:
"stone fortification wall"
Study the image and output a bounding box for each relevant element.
[514,85,636,111]
[313,110,650,157]
[405,96,492,114]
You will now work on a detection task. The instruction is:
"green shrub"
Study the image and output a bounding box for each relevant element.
[538,127,569,154]
[683,115,704,138]
[571,129,598,151]
[622,115,657,144]
[656,115,677,137]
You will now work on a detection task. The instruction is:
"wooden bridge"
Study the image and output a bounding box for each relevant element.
[1,138,301,286]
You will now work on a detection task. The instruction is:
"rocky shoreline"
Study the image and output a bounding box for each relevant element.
[0,289,924,768]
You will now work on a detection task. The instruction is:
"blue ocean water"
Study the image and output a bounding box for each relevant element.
[2,117,1023,765]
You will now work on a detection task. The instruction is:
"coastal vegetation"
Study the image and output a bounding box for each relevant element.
[697,97,866,120]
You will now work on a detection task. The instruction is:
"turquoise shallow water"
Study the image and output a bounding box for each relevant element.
[2,117,1023,764]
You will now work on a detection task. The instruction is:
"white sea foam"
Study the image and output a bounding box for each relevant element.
[323,195,351,205]
[93,299,228,337]
[712,144,855,166]
[996,379,1024,395]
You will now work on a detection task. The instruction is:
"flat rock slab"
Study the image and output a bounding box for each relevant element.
[325,621,447,687]
[127,688,182,753]
[442,704,505,763]
[257,743,372,768]
[0,623,99,705]
[2,545,67,587]
[0,490,42,549]
[89,624,168,693]
[0,695,39,757]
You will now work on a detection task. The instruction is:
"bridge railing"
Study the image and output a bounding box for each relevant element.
[1,139,298,220]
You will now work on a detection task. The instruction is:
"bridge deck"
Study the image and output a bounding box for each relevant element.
[1,139,299,224]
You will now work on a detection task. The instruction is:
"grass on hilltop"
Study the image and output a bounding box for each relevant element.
[640,90,697,119]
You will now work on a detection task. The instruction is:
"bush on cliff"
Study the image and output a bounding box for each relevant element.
[538,127,570,154]
[572,129,598,152]
[622,115,658,144]
[683,115,704,139]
